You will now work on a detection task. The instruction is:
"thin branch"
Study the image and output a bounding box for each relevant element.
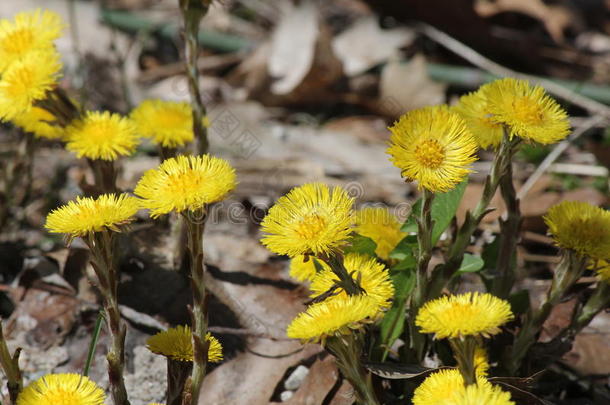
[517,115,606,199]
[419,23,610,118]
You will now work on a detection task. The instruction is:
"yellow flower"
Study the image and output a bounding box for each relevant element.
[260,183,354,257]
[289,255,330,282]
[544,201,610,260]
[286,294,381,343]
[0,9,65,72]
[17,373,105,405]
[416,292,514,339]
[474,346,490,377]
[146,325,223,362]
[485,78,570,144]
[590,259,610,283]
[0,50,62,121]
[413,369,513,405]
[45,193,140,238]
[448,380,514,405]
[309,253,394,310]
[453,85,504,149]
[131,99,206,148]
[65,111,139,161]
[12,106,63,139]
[413,369,468,405]
[354,207,406,260]
[387,106,478,193]
[135,154,236,218]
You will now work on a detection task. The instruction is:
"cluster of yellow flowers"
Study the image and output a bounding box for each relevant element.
[0,10,64,138]
[413,293,515,404]
[387,78,572,193]
[0,8,210,163]
[260,183,398,343]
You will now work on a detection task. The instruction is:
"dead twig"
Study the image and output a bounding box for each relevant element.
[419,23,610,118]
[518,115,606,199]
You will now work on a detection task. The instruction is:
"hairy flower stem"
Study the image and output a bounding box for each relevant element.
[407,189,434,362]
[183,209,210,405]
[323,253,365,296]
[179,0,210,155]
[570,282,610,335]
[37,87,82,127]
[160,146,178,162]
[167,359,193,405]
[507,251,586,375]
[428,134,518,300]
[87,230,130,405]
[89,159,118,196]
[327,334,380,405]
[450,337,477,386]
[491,140,521,299]
[0,322,23,404]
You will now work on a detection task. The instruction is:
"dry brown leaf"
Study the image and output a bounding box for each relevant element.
[276,356,341,405]
[474,0,574,43]
[563,331,610,375]
[378,55,446,118]
[268,1,319,95]
[332,16,414,77]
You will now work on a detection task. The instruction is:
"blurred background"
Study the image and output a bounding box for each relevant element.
[1,1,610,404]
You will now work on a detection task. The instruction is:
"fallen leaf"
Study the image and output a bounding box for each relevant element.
[277,356,341,405]
[378,55,446,118]
[268,1,319,95]
[474,0,574,43]
[332,16,414,76]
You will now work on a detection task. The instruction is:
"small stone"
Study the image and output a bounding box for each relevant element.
[284,364,309,390]
[280,390,294,401]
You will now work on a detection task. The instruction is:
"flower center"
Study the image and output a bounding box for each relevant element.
[512,97,544,125]
[42,389,82,405]
[414,139,445,169]
[295,214,327,240]
[86,121,117,144]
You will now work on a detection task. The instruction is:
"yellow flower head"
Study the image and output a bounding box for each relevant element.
[0,9,65,72]
[17,373,105,405]
[354,207,406,260]
[289,255,330,282]
[589,259,610,283]
[413,369,468,405]
[416,292,514,339]
[135,154,236,218]
[65,111,139,161]
[146,325,223,363]
[448,381,515,405]
[474,346,490,377]
[387,105,478,193]
[286,294,381,343]
[309,253,394,310]
[12,106,63,139]
[413,369,513,405]
[0,50,62,121]
[260,183,354,257]
[485,78,570,144]
[45,193,140,238]
[453,85,504,149]
[544,201,610,260]
[131,99,202,148]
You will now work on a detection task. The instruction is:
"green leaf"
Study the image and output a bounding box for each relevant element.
[389,235,418,261]
[379,268,416,357]
[456,254,484,275]
[344,234,377,256]
[401,180,468,245]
